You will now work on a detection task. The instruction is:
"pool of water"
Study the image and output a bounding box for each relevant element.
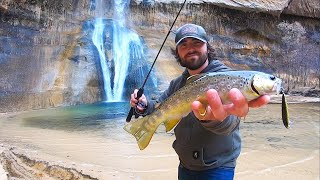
[19,101,131,131]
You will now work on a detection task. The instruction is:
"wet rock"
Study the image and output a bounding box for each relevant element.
[0,148,98,180]
[291,87,320,98]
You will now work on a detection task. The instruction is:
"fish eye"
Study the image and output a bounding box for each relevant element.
[270,76,276,81]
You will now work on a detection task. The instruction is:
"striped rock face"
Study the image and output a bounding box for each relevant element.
[124,71,282,150]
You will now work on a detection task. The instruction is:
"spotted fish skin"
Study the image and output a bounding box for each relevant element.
[124,71,282,150]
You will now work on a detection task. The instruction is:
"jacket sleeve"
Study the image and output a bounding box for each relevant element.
[199,115,240,135]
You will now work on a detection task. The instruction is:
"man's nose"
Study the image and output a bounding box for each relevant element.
[186,45,196,52]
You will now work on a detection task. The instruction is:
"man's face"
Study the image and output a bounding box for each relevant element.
[177,38,208,70]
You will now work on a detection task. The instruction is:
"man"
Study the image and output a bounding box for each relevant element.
[130,24,269,180]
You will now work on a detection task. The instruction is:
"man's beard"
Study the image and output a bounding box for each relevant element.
[179,51,208,70]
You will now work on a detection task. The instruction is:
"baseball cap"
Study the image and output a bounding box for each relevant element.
[175,24,208,45]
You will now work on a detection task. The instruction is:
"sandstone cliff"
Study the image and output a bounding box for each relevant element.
[0,0,319,112]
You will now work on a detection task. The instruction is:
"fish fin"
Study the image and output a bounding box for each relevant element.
[163,118,181,132]
[281,93,290,129]
[123,117,156,150]
[186,74,206,84]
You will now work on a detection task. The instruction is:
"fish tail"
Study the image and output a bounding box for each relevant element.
[123,117,156,150]
[163,118,181,132]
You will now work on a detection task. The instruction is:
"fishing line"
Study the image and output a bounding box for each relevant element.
[126,0,187,122]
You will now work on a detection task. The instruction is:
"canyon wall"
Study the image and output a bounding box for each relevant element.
[0,0,319,112]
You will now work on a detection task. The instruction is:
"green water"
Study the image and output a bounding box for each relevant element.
[18,101,130,131]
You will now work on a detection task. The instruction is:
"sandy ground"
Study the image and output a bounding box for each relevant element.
[0,98,319,179]
[0,146,6,179]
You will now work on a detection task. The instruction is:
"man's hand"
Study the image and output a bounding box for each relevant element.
[192,88,270,121]
[130,89,148,113]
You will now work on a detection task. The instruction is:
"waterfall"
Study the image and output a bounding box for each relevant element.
[92,0,145,102]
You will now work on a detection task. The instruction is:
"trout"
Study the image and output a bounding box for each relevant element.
[124,71,289,150]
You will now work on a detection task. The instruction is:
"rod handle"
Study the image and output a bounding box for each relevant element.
[126,88,144,122]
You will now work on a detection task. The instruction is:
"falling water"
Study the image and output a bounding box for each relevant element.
[92,0,145,102]
[92,18,113,100]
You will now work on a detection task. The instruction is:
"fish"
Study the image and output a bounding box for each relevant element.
[124,71,288,150]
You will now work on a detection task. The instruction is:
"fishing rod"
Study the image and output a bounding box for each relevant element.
[126,0,187,122]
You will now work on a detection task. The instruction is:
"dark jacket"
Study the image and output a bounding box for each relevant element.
[146,60,241,171]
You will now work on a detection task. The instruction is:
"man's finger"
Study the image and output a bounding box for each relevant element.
[225,88,248,117]
[228,88,247,107]
[206,89,227,121]
[248,95,270,108]
[133,89,139,98]
[192,101,206,119]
